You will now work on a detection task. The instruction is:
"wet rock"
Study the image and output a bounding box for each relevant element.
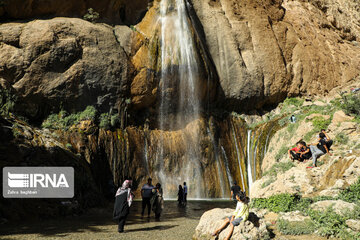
[193,208,270,240]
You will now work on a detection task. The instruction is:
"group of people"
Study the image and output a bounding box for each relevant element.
[288,129,333,168]
[113,177,164,233]
[177,182,188,206]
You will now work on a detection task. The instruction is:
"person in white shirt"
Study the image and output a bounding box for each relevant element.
[212,192,249,240]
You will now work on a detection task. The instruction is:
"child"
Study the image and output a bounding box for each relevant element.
[212,192,249,240]
[288,142,302,161]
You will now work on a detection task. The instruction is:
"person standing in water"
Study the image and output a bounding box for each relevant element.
[183,182,188,203]
[178,185,184,206]
[230,181,241,202]
[141,178,154,218]
[151,183,164,220]
[113,180,134,233]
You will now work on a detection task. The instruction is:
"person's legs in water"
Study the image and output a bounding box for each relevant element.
[118,216,127,233]
[141,198,146,217]
[212,217,230,236]
[146,198,151,217]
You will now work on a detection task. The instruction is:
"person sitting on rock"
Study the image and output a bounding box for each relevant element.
[212,192,249,240]
[298,141,312,161]
[288,142,302,161]
[320,129,333,150]
[307,133,332,168]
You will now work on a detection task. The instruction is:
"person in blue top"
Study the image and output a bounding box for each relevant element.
[212,192,249,240]
[183,182,188,203]
[141,178,154,218]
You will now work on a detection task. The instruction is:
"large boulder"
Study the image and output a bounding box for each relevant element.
[0,18,130,119]
[191,0,360,111]
[193,208,270,240]
[0,0,149,25]
[311,200,356,215]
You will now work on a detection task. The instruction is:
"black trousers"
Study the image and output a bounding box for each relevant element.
[118,216,127,232]
[326,140,333,149]
[141,198,151,216]
[184,193,187,202]
[290,151,301,160]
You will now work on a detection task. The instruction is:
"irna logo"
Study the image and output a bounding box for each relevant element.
[8,172,69,188]
[3,167,74,198]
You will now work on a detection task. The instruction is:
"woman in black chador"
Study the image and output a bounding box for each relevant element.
[178,185,184,206]
[113,180,134,233]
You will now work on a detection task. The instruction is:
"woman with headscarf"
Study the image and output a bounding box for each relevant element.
[151,183,164,220]
[113,180,134,233]
[178,185,184,206]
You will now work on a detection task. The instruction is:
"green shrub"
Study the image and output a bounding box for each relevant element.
[335,132,349,145]
[303,129,318,142]
[341,93,360,116]
[0,88,17,116]
[99,113,111,130]
[42,106,96,130]
[83,8,99,23]
[283,97,304,108]
[65,143,73,150]
[338,177,360,203]
[263,161,295,177]
[275,145,290,162]
[277,219,315,235]
[110,114,120,128]
[311,116,331,130]
[251,193,300,213]
[79,106,97,121]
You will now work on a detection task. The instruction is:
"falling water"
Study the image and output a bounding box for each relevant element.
[231,126,246,192]
[207,128,226,198]
[144,136,150,175]
[221,146,234,189]
[246,130,254,190]
[156,0,203,198]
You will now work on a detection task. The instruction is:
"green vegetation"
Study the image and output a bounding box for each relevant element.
[341,93,360,116]
[42,106,96,130]
[263,162,295,178]
[251,177,360,240]
[261,177,275,188]
[0,88,17,117]
[338,177,360,203]
[335,132,350,145]
[274,145,289,162]
[99,113,121,130]
[83,8,100,23]
[310,116,331,130]
[283,97,305,108]
[12,123,22,138]
[277,219,315,235]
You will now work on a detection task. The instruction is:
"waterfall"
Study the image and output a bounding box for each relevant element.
[221,146,234,190]
[231,125,246,192]
[144,135,150,175]
[156,0,203,198]
[207,128,226,198]
[246,130,254,190]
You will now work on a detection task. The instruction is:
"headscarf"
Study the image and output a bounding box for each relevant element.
[115,180,134,207]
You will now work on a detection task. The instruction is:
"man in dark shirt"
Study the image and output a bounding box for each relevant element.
[230,181,241,202]
[141,178,154,218]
